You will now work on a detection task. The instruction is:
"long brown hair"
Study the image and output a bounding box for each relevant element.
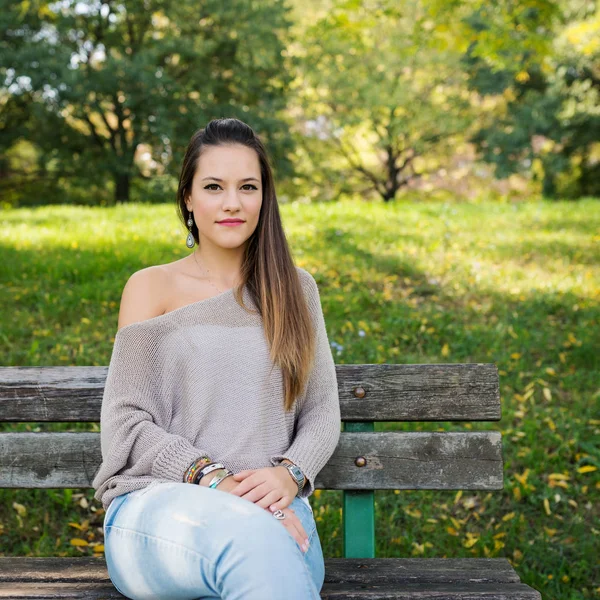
[175,118,316,413]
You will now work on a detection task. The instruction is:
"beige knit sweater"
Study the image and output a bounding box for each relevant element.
[92,266,341,511]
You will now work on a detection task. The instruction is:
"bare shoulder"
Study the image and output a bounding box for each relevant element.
[117,266,171,331]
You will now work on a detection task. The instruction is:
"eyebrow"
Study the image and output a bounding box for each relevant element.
[201,177,260,183]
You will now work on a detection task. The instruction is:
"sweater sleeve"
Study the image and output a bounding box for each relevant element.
[91,324,213,495]
[269,270,341,498]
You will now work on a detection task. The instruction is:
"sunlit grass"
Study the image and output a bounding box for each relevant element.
[1,197,598,599]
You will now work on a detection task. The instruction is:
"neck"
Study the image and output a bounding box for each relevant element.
[192,247,243,287]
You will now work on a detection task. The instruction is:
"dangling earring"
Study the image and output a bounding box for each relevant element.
[186,210,195,248]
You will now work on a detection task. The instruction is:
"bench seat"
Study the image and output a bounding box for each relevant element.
[0,556,541,599]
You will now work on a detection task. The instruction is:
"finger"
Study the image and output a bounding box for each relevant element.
[282,509,308,550]
[228,481,252,496]
[236,481,269,503]
[286,509,308,542]
[255,491,281,512]
[268,494,292,513]
[232,470,255,480]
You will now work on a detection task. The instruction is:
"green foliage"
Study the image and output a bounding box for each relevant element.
[0,0,295,204]
[1,197,598,600]
[455,1,600,199]
[293,0,474,202]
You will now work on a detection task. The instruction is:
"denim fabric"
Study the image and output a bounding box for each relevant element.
[103,481,325,599]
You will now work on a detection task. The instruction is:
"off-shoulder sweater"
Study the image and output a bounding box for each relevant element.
[91,266,341,512]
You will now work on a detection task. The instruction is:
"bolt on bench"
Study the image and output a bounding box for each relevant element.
[0,362,542,598]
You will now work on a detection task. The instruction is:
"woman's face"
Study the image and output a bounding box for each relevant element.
[185,143,263,250]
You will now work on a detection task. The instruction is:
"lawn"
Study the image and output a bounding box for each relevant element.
[1,197,598,600]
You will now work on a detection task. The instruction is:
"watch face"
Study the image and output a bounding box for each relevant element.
[290,465,303,481]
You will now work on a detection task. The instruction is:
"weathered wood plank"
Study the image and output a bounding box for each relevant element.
[0,363,500,422]
[0,558,541,599]
[0,557,520,584]
[0,581,543,599]
[0,431,503,490]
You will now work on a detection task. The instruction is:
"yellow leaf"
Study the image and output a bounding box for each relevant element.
[543,498,551,515]
[513,549,523,561]
[543,388,552,402]
[548,473,570,481]
[510,353,521,360]
[441,343,450,357]
[577,465,597,474]
[544,527,557,537]
[514,469,530,485]
[545,367,556,376]
[454,490,463,504]
[502,512,516,522]
[12,503,27,517]
[545,416,556,430]
[93,544,104,553]
[70,538,89,546]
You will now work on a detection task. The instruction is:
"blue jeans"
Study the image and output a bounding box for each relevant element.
[103,481,325,599]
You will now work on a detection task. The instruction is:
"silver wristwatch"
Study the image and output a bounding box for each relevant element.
[280,461,306,495]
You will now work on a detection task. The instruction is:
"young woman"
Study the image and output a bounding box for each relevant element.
[92,117,341,599]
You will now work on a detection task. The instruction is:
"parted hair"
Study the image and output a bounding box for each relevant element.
[175,117,317,413]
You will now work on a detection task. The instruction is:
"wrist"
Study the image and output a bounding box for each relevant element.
[199,468,228,487]
[277,461,305,495]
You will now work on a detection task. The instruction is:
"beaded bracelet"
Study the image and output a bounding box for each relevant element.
[183,455,212,484]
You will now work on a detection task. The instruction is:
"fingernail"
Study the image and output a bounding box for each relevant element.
[302,542,308,552]
[304,538,309,546]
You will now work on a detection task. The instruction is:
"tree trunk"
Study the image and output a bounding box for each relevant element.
[115,172,131,202]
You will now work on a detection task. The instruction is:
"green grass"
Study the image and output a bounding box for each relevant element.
[1,197,598,599]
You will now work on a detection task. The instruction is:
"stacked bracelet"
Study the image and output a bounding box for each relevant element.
[208,469,234,488]
[193,462,226,485]
[183,455,212,484]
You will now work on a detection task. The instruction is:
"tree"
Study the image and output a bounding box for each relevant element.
[292,0,474,203]
[0,0,295,204]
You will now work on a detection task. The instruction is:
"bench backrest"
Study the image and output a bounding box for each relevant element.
[0,362,502,558]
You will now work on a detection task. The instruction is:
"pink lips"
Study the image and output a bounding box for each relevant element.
[217,220,244,227]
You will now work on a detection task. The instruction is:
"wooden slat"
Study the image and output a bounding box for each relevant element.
[0,363,500,423]
[0,581,543,599]
[0,557,542,599]
[0,431,503,490]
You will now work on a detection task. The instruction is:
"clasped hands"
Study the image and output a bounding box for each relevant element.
[226,465,298,514]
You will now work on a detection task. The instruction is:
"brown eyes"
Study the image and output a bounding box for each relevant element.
[204,184,258,191]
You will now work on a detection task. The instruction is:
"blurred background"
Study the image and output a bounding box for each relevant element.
[1,0,599,207]
[0,2,598,600]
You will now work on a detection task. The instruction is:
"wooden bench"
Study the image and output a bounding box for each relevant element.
[0,362,543,599]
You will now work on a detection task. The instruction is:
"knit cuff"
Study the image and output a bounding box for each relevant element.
[152,437,212,482]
